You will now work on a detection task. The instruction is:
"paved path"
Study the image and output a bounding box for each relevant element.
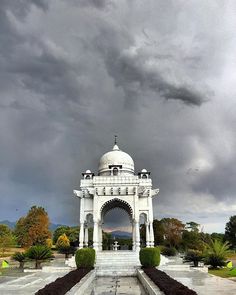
[0,270,69,294]
[159,256,236,295]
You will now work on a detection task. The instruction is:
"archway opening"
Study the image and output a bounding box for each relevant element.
[101,199,133,251]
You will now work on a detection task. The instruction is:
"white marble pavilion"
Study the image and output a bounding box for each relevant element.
[74,140,159,252]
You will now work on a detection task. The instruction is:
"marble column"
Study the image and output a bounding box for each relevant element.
[84,226,88,247]
[146,222,150,248]
[132,220,136,251]
[149,222,154,247]
[79,222,84,249]
[135,220,140,252]
[93,220,99,251]
[99,223,103,251]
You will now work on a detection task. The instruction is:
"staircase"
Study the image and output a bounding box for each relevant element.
[95,251,140,276]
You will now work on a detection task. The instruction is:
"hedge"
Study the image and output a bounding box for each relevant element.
[75,248,96,268]
[139,247,160,267]
[144,267,197,295]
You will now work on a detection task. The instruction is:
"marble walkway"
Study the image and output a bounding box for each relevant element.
[159,256,236,295]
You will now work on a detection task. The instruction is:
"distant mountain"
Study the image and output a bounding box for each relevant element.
[0,220,67,232]
[49,223,67,231]
[110,230,132,238]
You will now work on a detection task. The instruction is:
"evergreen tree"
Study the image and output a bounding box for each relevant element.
[0,224,16,254]
[56,233,70,249]
[225,215,236,248]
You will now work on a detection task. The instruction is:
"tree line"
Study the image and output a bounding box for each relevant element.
[1,206,236,255]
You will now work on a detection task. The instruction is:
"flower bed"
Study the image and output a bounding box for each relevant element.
[35,268,92,295]
[143,267,197,295]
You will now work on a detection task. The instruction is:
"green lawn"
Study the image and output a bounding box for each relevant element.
[209,267,236,278]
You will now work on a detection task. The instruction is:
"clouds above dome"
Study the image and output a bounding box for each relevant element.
[0,1,236,233]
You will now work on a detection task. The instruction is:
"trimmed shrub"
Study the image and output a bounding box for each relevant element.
[139,247,160,267]
[161,246,177,256]
[75,248,95,268]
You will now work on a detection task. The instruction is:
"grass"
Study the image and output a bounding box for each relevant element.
[227,253,236,260]
[209,267,236,278]
[0,247,25,258]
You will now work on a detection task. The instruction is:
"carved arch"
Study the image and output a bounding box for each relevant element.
[100,198,133,219]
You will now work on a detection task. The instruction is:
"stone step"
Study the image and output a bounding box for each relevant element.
[96,257,139,261]
[95,267,138,277]
[96,263,140,267]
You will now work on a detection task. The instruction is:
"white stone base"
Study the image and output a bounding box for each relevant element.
[137,269,163,295]
[95,250,140,277]
[66,270,96,295]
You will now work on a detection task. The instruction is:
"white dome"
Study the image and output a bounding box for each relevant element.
[98,144,134,175]
[85,169,91,173]
[141,169,147,173]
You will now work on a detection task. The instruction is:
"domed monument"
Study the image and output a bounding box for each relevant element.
[73,137,159,254]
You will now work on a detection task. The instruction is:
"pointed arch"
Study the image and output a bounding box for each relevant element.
[100,198,133,219]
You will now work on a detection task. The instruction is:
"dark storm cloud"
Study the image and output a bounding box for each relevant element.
[78,0,111,9]
[0,0,235,232]
[94,26,205,107]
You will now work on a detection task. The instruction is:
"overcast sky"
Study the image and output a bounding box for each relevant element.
[0,0,236,233]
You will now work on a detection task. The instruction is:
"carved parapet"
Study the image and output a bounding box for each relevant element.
[73,188,95,198]
[151,188,160,197]
[138,186,151,197]
[73,190,82,198]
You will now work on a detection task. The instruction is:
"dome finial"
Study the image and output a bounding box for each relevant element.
[114,135,118,145]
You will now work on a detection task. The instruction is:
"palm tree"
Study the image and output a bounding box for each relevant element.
[12,252,26,269]
[184,250,203,267]
[26,245,53,269]
[204,239,231,269]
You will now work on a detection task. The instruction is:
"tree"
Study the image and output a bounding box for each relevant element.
[204,239,231,269]
[53,226,70,244]
[161,218,185,248]
[0,224,16,254]
[12,252,26,269]
[102,231,112,250]
[225,215,236,248]
[211,233,225,243]
[56,234,70,249]
[56,234,75,259]
[185,221,200,233]
[26,245,53,269]
[153,219,165,246]
[184,250,204,267]
[0,224,12,236]
[182,230,204,251]
[53,226,80,245]
[15,206,51,247]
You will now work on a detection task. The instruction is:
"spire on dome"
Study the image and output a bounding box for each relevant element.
[113,144,119,151]
[112,135,119,150]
